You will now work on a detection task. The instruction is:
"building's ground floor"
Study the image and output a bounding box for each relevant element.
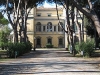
[27,32,87,48]
[27,33,65,48]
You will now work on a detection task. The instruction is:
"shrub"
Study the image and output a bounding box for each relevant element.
[0,42,5,50]
[46,43,53,48]
[0,42,8,50]
[83,40,94,57]
[24,41,32,52]
[7,42,32,58]
[75,42,80,54]
[75,40,94,57]
[7,43,15,57]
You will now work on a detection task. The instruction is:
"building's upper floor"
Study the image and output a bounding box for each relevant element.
[28,6,65,20]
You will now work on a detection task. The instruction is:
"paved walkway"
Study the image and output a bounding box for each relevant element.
[0,48,100,75]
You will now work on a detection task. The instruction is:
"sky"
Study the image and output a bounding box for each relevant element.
[43,1,62,8]
[42,1,56,8]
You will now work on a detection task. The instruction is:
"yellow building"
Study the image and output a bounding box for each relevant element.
[27,7,65,48]
[26,6,86,48]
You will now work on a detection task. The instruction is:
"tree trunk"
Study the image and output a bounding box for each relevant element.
[13,27,18,43]
[65,0,70,47]
[75,9,82,43]
[23,1,27,43]
[6,0,20,43]
[91,14,100,37]
[71,0,100,37]
[71,4,75,56]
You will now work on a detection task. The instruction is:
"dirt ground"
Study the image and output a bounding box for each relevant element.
[0,48,100,75]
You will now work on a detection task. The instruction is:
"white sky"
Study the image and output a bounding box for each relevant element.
[43,2,63,8]
[43,2,56,8]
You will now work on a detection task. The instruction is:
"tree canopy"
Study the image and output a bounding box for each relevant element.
[0,12,9,25]
[0,0,100,43]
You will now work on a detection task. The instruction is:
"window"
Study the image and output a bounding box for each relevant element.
[58,22,63,32]
[37,13,41,16]
[36,38,41,48]
[47,13,51,17]
[36,22,41,32]
[47,38,52,44]
[43,26,45,32]
[59,38,63,45]
[59,14,62,16]
[54,26,56,32]
[36,38,41,45]
[47,22,52,32]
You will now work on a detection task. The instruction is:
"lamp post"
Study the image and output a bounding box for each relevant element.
[34,37,36,51]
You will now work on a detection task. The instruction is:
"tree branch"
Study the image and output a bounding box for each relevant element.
[71,0,91,17]
[6,0,14,29]
[88,0,93,10]
[55,0,68,33]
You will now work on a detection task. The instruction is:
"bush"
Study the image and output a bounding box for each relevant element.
[24,41,32,52]
[0,42,8,50]
[75,42,80,54]
[83,40,94,57]
[7,42,32,58]
[46,43,53,48]
[75,40,94,57]
[0,42,4,50]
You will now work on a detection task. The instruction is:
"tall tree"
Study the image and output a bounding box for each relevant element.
[0,0,45,43]
[46,0,100,36]
[70,0,100,37]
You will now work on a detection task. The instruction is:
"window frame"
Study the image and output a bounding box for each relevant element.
[47,22,52,32]
[37,13,41,16]
[58,38,63,45]
[36,22,41,32]
[47,13,51,17]
[47,38,52,44]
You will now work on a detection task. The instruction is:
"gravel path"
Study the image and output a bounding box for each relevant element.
[0,48,100,75]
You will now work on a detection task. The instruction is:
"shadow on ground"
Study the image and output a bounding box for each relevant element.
[0,49,100,75]
[19,49,73,58]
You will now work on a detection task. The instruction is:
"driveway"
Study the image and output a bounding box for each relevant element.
[0,48,100,75]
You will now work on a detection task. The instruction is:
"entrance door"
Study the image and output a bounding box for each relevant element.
[58,38,63,48]
[36,38,41,48]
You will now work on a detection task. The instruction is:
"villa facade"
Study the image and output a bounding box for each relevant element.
[26,7,86,48]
